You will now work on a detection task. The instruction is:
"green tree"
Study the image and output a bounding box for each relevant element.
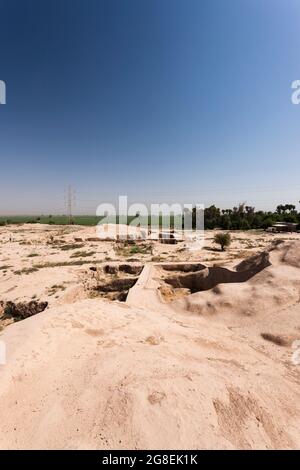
[214,232,232,251]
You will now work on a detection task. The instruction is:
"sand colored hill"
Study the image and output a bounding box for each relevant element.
[0,295,299,450]
[171,240,300,320]
[0,227,300,449]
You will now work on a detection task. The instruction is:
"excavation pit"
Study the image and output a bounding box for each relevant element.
[0,300,48,322]
[87,263,144,302]
[159,263,206,273]
[158,253,271,301]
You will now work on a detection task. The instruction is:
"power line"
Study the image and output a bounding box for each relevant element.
[64,185,76,224]
[75,184,300,197]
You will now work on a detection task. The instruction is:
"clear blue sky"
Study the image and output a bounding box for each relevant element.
[0,0,300,214]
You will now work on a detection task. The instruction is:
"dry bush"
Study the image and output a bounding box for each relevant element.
[261,333,288,346]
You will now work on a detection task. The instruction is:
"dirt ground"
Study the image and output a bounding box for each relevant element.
[1,224,298,319]
[0,224,300,449]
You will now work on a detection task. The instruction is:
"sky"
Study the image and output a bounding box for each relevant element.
[0,0,300,214]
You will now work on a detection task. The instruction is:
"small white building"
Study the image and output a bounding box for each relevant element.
[266,222,298,233]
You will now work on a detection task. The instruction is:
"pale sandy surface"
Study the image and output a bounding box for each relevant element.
[0,224,300,449]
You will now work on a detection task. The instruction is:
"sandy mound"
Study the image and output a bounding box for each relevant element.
[0,240,300,449]
[171,241,300,320]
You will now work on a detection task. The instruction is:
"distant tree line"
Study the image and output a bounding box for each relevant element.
[189,203,300,230]
[1,203,299,231]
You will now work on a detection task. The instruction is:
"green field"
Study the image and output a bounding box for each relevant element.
[0,215,102,226]
[0,214,182,228]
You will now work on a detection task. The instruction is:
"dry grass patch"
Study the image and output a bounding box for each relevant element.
[34,259,105,269]
[261,333,288,346]
[47,284,66,296]
[60,243,85,251]
[14,267,39,275]
[0,265,12,271]
[70,250,96,258]
[116,242,152,257]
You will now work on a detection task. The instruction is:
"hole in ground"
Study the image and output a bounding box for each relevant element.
[159,263,206,273]
[0,300,48,321]
[160,252,270,299]
[88,263,144,301]
[94,277,139,301]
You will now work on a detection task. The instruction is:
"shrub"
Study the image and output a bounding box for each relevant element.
[261,333,287,346]
[214,232,232,251]
[261,218,274,230]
